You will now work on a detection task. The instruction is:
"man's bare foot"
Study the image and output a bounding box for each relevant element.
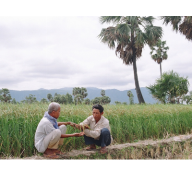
[100,146,108,154]
[44,148,54,155]
[86,144,96,151]
[50,149,64,155]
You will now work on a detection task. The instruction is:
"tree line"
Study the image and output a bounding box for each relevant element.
[0,87,133,105]
[0,82,192,105]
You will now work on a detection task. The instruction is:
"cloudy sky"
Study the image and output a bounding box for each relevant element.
[0,15,192,91]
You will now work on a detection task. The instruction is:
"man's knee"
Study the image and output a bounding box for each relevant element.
[101,128,110,135]
[59,125,67,134]
[52,129,62,140]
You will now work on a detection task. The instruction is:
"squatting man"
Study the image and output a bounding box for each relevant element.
[35,102,112,158]
[34,102,84,158]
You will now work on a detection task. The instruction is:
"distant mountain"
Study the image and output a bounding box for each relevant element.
[9,87,158,104]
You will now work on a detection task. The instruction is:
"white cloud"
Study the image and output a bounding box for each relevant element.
[0,16,192,92]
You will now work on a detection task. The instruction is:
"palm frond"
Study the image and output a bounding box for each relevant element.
[179,16,192,40]
[116,23,131,36]
[134,28,146,48]
[145,25,163,46]
[141,16,155,25]
[125,16,139,26]
[161,16,182,31]
[99,16,122,24]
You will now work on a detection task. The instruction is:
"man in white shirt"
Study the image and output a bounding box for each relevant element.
[74,104,112,154]
[35,102,84,159]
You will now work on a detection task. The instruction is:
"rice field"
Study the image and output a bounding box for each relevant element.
[0,103,192,157]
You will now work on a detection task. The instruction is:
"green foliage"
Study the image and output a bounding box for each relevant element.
[127,90,134,105]
[183,91,192,104]
[101,90,105,97]
[91,96,111,105]
[73,87,88,104]
[0,104,191,157]
[84,98,90,105]
[147,71,189,104]
[47,93,73,104]
[160,16,192,41]
[47,93,53,102]
[115,101,121,105]
[65,93,73,104]
[150,39,169,76]
[98,16,163,104]
[21,94,37,104]
[40,98,48,103]
[0,88,12,103]
[11,98,17,104]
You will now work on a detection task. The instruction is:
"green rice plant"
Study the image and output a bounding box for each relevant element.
[0,103,192,157]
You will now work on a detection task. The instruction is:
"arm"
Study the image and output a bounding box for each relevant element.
[58,122,73,126]
[74,124,90,131]
[61,132,84,138]
[84,121,110,139]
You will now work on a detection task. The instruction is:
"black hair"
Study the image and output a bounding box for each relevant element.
[92,104,104,113]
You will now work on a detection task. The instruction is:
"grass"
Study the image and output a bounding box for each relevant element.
[66,140,192,160]
[0,103,192,157]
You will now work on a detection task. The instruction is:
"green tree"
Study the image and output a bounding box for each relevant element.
[127,90,134,105]
[0,88,12,103]
[101,90,105,97]
[60,95,67,104]
[53,94,61,103]
[98,16,162,104]
[115,101,121,105]
[150,39,169,77]
[72,87,88,104]
[22,94,38,104]
[40,98,48,103]
[65,93,73,104]
[84,98,91,105]
[160,16,192,41]
[47,93,53,102]
[11,98,17,104]
[101,96,111,105]
[182,91,192,104]
[91,97,101,105]
[147,71,189,104]
[91,96,111,105]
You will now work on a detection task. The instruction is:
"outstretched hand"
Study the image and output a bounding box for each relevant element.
[74,132,85,137]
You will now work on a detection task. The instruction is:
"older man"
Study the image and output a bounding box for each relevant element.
[35,102,84,158]
[74,104,113,154]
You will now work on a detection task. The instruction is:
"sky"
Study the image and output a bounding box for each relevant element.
[0,3,192,93]
[0,16,192,92]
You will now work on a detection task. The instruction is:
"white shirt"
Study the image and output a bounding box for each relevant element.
[34,117,55,153]
[80,115,113,143]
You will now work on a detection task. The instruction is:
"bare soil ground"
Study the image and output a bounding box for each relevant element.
[3,133,192,160]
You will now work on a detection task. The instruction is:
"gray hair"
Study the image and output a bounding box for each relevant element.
[48,102,61,113]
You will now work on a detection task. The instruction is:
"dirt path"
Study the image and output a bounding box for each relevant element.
[5,134,192,160]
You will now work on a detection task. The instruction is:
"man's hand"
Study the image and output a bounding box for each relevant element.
[65,122,74,125]
[75,124,90,131]
[74,132,85,137]
[58,122,74,126]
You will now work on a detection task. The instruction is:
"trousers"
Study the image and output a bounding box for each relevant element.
[41,125,67,152]
[84,128,111,148]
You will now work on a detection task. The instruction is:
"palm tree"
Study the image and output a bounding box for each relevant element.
[160,16,192,41]
[98,16,163,104]
[72,87,88,104]
[150,39,169,77]
[101,90,105,97]
[127,90,134,104]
